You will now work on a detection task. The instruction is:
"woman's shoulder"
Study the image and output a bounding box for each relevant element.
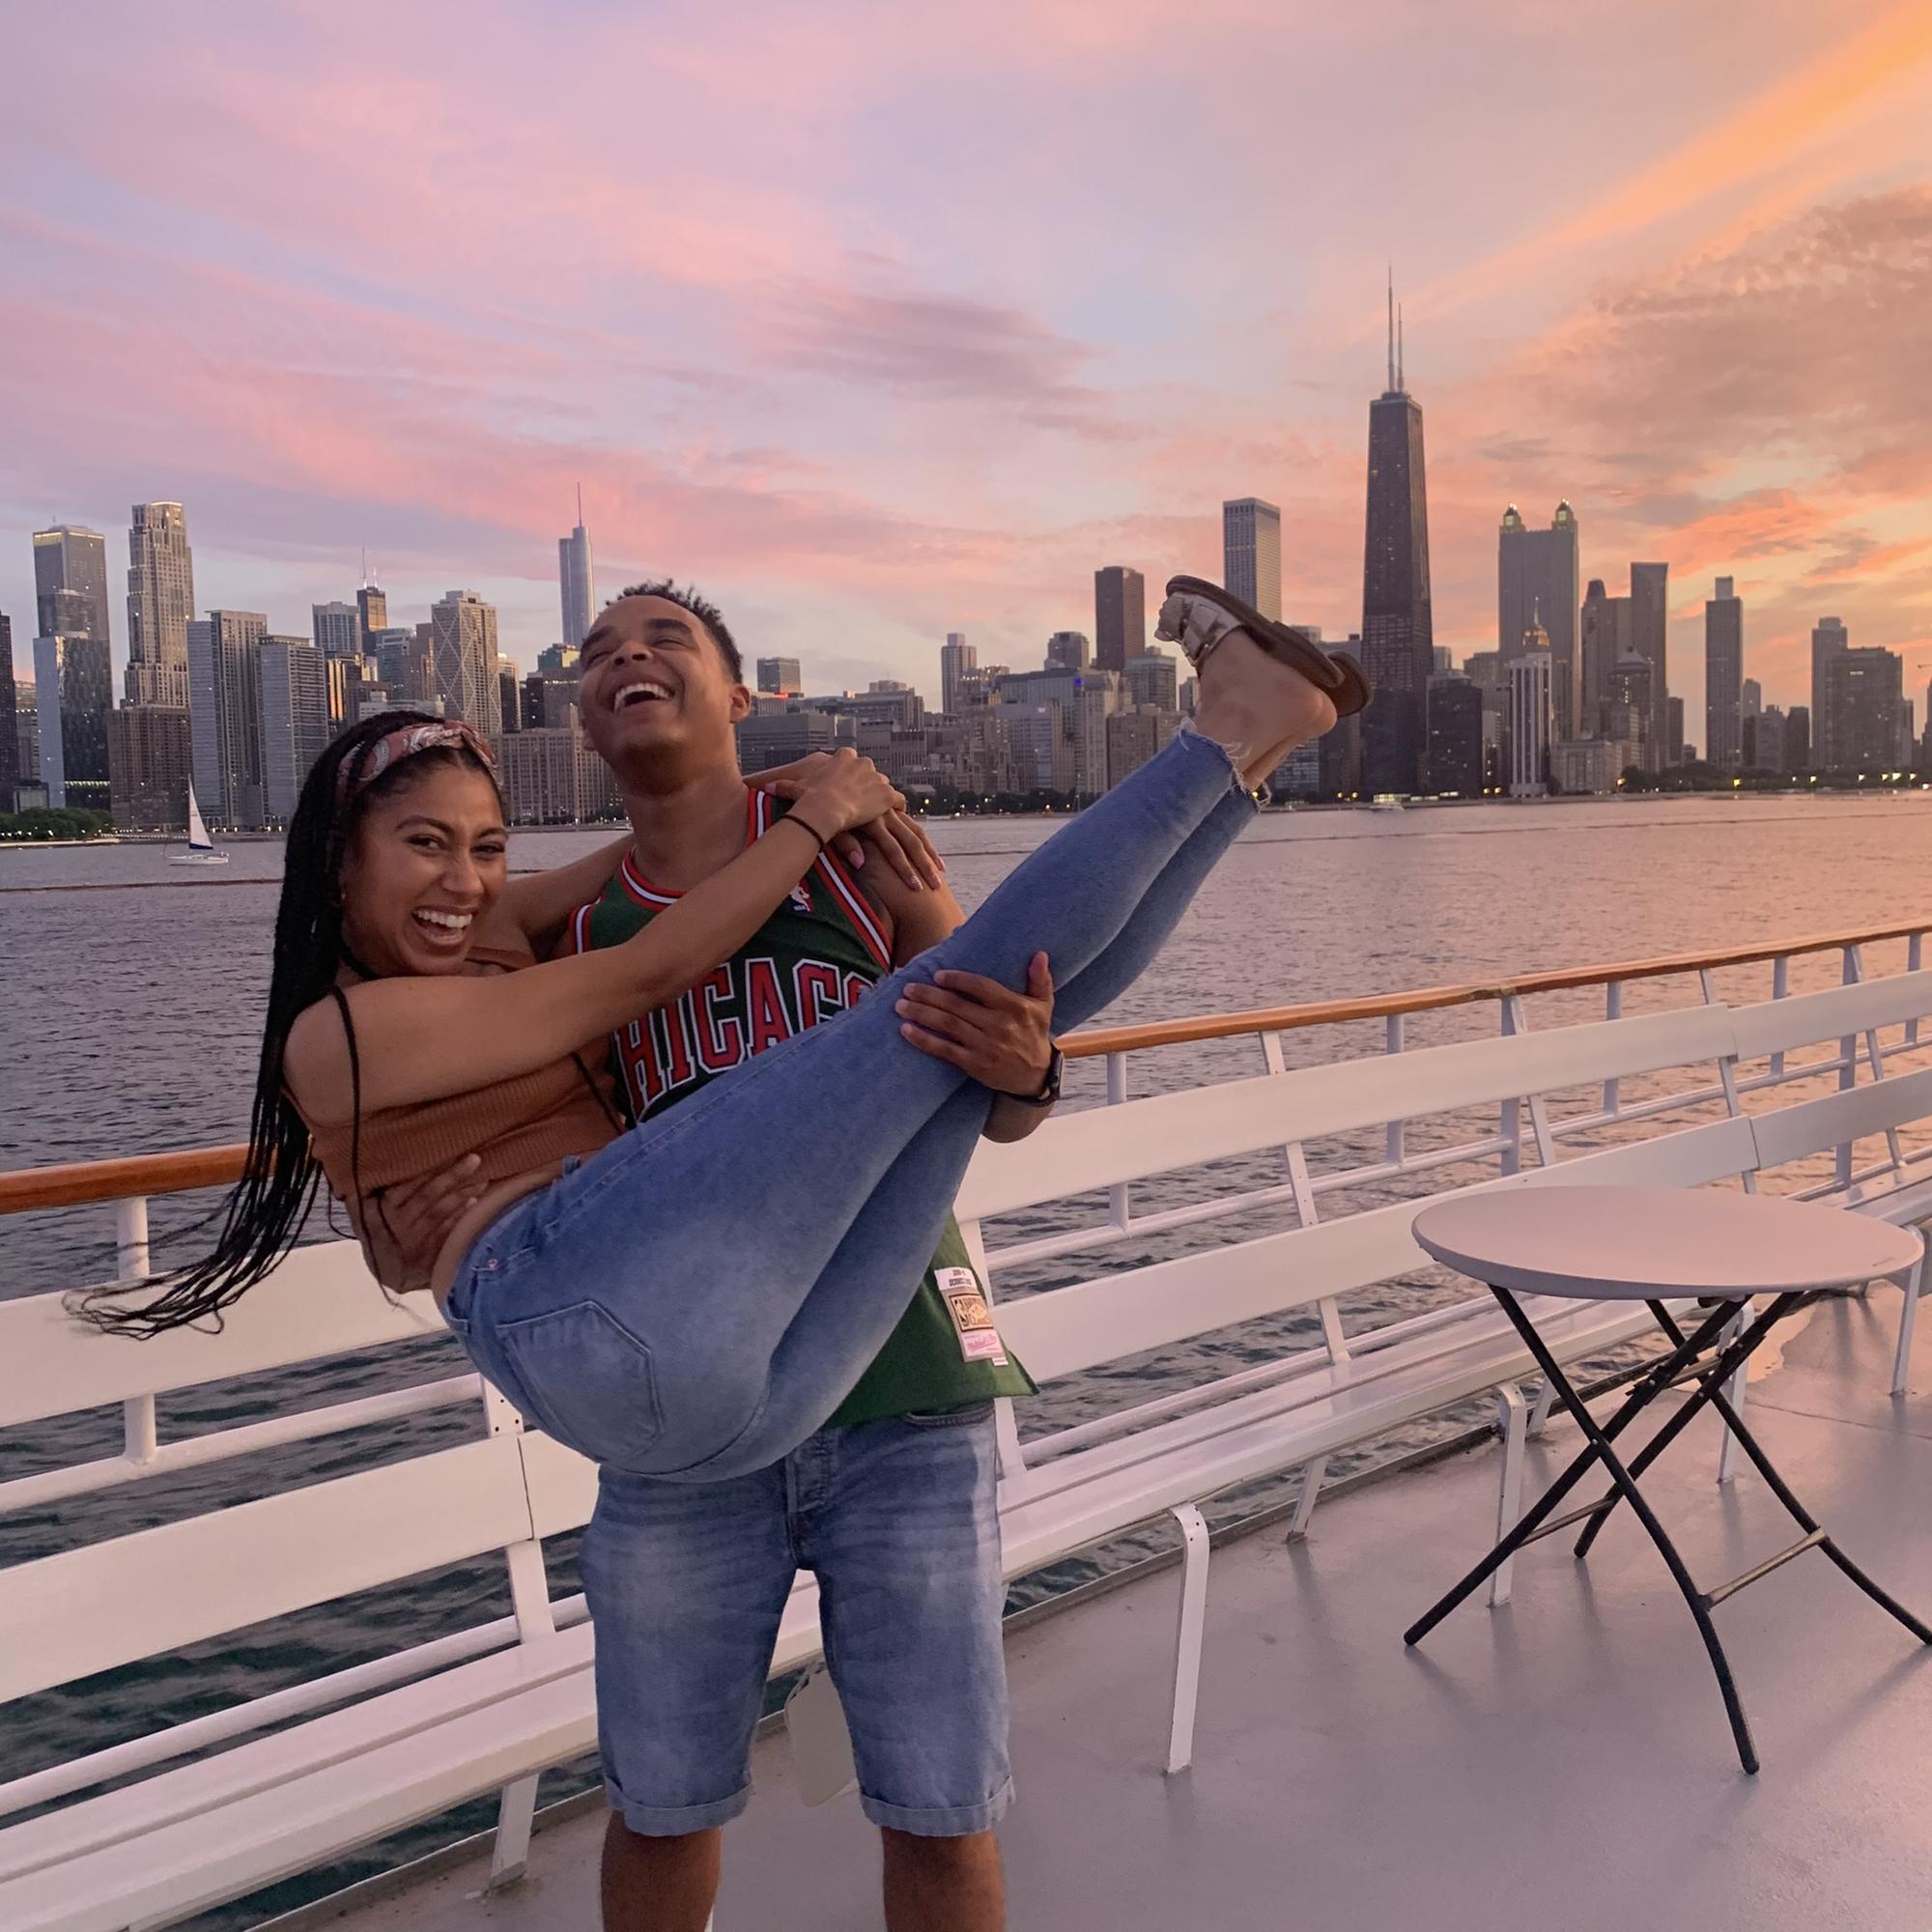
[284,988,356,1125]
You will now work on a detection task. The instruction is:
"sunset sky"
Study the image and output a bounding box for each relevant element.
[3,0,1929,723]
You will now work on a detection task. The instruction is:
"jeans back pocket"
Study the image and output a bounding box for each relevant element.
[493,1301,664,1467]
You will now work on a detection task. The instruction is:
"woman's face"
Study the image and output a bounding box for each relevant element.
[338,762,508,977]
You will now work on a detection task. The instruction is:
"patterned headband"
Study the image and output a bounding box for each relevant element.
[336,720,497,806]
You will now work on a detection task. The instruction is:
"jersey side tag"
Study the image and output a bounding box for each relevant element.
[935,1265,1008,1366]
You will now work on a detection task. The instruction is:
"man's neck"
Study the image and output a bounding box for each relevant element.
[621,762,753,892]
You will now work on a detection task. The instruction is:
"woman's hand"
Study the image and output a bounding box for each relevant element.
[753,757,943,891]
[895,952,1056,1095]
[789,750,905,843]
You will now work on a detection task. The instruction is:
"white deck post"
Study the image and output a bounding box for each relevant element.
[1837,949,1862,1191]
[1165,1503,1210,1775]
[116,1197,158,1468]
[1106,1053,1131,1234]
[488,1383,552,1889]
[1289,1458,1327,1540]
[1894,1256,1923,1398]
[1490,1384,1527,1607]
[1717,1310,1748,1485]
[1526,1380,1557,1438]
[1384,1014,1406,1168]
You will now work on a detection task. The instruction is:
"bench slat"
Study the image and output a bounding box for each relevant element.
[1000,1115,1759,1383]
[1729,971,1932,1060]
[0,1437,531,1702]
[0,1242,441,1430]
[958,1004,1736,1224]
[1747,1065,1932,1170]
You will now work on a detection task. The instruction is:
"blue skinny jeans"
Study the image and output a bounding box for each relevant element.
[445,726,1257,1480]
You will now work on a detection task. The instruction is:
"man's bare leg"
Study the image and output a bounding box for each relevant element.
[882,1828,1005,1932]
[601,1815,719,1932]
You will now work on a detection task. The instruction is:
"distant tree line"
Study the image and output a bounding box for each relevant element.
[0,806,117,841]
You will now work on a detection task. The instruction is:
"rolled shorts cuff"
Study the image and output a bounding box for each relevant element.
[605,1775,753,1837]
[858,1775,1015,1838]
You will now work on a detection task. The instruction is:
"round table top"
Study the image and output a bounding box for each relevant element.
[1411,1185,1924,1301]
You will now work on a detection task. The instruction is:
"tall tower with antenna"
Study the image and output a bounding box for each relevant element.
[355,553,387,655]
[1360,272,1435,793]
[558,487,595,651]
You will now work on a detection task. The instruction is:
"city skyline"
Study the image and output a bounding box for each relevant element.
[2,4,1927,720]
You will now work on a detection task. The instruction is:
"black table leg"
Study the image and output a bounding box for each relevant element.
[1572,1294,1804,1560]
[1594,1299,1932,1645]
[1482,1288,1764,1774]
[1402,1297,1739,1650]
[1407,1284,1932,1776]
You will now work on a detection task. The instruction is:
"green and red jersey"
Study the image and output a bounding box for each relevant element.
[568,787,1034,1426]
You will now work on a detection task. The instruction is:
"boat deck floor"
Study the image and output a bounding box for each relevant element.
[314,1296,1932,1931]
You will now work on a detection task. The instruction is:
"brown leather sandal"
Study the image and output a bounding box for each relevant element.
[1158,575,1374,718]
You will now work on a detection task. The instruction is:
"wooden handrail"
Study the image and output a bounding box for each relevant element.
[2,919,1924,1217]
[1063,919,1931,1056]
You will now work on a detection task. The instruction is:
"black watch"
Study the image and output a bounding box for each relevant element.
[1012,1046,1063,1108]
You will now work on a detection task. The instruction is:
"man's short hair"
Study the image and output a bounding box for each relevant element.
[611,580,744,684]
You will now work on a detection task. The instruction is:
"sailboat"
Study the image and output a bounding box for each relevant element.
[169,781,230,866]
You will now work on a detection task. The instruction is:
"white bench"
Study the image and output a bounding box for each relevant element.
[5,981,1932,1931]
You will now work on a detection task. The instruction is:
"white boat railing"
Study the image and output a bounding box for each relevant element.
[5,920,1932,1924]
[3,922,1928,1531]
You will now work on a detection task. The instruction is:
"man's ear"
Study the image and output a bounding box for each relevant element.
[727,682,753,724]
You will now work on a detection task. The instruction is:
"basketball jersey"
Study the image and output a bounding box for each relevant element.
[567,788,1034,1427]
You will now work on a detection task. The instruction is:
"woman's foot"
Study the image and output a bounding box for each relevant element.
[1157,579,1371,787]
[1189,626,1339,785]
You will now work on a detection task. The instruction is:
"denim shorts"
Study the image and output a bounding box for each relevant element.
[579,1403,1012,1838]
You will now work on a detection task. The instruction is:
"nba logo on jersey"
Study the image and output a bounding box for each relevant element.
[789,882,813,915]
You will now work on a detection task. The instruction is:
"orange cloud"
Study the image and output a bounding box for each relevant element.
[1417,0,1932,319]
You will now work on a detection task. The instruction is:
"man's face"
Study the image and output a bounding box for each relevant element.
[578,595,751,782]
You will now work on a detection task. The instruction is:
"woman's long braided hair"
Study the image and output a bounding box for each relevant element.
[75,711,501,1337]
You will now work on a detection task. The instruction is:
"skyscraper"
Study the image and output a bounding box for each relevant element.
[559,489,595,650]
[429,589,502,732]
[188,611,269,827]
[32,526,111,652]
[1123,647,1179,711]
[126,503,193,707]
[1704,577,1744,771]
[1046,631,1093,672]
[1360,290,1434,793]
[1507,621,1551,797]
[1629,562,1669,753]
[1607,652,1653,753]
[1222,502,1282,623]
[33,630,113,811]
[940,634,977,715]
[259,637,330,821]
[1497,502,1579,737]
[313,601,361,661]
[107,701,192,831]
[1093,567,1146,674]
[756,657,803,696]
[356,574,388,655]
[1829,647,1903,773]
[1810,617,1848,770]
[1743,678,1762,718]
[0,611,15,802]
[1426,674,1484,797]
[1578,579,1631,738]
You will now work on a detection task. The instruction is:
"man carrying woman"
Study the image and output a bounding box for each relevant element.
[87,575,1366,1931]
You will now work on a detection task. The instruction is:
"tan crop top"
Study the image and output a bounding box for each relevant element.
[301,1051,622,1210]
